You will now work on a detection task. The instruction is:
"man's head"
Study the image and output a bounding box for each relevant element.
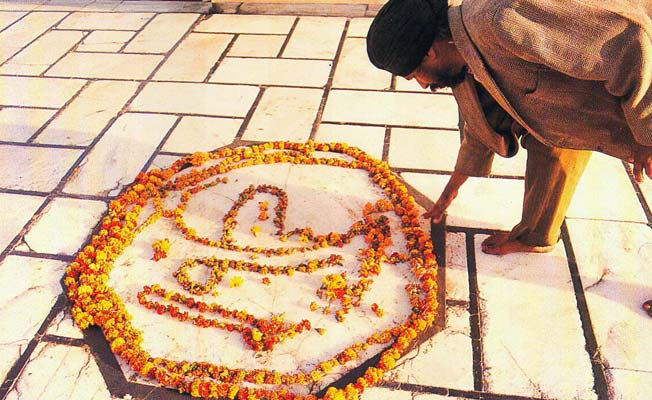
[367,0,466,90]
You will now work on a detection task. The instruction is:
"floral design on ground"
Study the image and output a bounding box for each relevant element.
[65,141,439,400]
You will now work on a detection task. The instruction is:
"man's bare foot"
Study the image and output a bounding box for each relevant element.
[481,232,556,255]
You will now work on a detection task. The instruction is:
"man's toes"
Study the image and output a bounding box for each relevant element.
[481,232,509,248]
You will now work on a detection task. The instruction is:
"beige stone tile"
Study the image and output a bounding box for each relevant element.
[0,76,86,108]
[361,387,463,400]
[21,197,106,254]
[115,0,210,13]
[80,0,120,12]
[490,145,527,177]
[195,14,296,35]
[154,33,233,82]
[242,87,322,142]
[123,13,198,54]
[5,343,111,400]
[0,107,55,142]
[46,52,163,80]
[0,144,82,191]
[35,0,94,11]
[57,11,153,30]
[313,123,384,160]
[211,57,331,87]
[0,194,44,253]
[322,90,459,129]
[0,1,44,11]
[162,116,241,153]
[0,11,26,30]
[64,113,176,196]
[388,128,460,171]
[332,37,391,90]
[347,17,372,37]
[130,82,259,117]
[639,177,652,215]
[0,30,83,76]
[0,12,67,64]
[36,80,138,146]
[0,256,66,383]
[609,369,652,400]
[281,16,345,60]
[228,34,285,58]
[475,237,597,399]
[444,232,470,301]
[76,30,135,52]
[567,153,647,222]
[45,309,83,338]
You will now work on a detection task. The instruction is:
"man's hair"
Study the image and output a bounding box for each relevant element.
[366,0,450,77]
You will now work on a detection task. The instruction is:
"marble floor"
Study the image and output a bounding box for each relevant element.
[1,1,652,399]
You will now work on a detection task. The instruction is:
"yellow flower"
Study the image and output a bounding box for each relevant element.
[229,276,244,288]
[250,225,262,237]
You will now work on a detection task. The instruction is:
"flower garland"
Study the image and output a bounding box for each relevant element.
[65,141,439,400]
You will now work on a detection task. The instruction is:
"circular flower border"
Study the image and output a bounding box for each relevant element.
[65,141,439,400]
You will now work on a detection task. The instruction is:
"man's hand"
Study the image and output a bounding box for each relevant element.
[632,143,652,183]
[423,171,469,223]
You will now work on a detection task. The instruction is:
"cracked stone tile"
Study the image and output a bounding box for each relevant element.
[0,193,44,254]
[332,37,391,90]
[57,11,153,30]
[211,57,332,88]
[0,145,83,191]
[360,387,464,400]
[281,16,345,60]
[36,80,140,146]
[0,107,56,142]
[313,123,385,160]
[45,309,84,339]
[322,90,458,129]
[402,173,523,231]
[0,29,83,76]
[4,343,111,400]
[46,52,164,80]
[474,236,597,399]
[131,81,259,117]
[0,255,67,382]
[149,154,181,171]
[154,33,233,82]
[227,34,285,58]
[567,153,647,222]
[76,30,136,52]
[242,87,322,142]
[63,112,177,196]
[122,13,198,54]
[0,76,86,108]
[195,14,296,35]
[388,128,460,171]
[0,11,26,30]
[346,18,372,37]
[443,232,469,302]
[20,197,106,255]
[162,116,241,154]
[566,219,652,373]
[390,306,473,390]
[608,368,652,400]
[0,11,67,64]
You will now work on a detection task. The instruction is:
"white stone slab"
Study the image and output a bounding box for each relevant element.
[361,387,464,400]
[402,173,524,231]
[444,232,469,302]
[0,1,44,11]
[639,177,652,215]
[0,76,86,108]
[388,128,460,171]
[314,123,385,160]
[0,30,83,76]
[566,219,652,372]
[0,10,26,30]
[46,52,164,80]
[0,255,66,381]
[474,236,597,399]
[210,57,332,88]
[45,309,84,339]
[130,82,259,117]
[242,87,322,142]
[332,38,391,90]
[195,14,296,35]
[57,11,153,30]
[115,1,210,13]
[490,145,527,177]
[0,193,44,253]
[80,0,120,12]
[21,197,106,255]
[0,144,82,191]
[35,0,94,11]
[63,113,176,196]
[228,34,285,58]
[4,343,111,400]
[162,116,241,153]
[36,80,139,146]
[346,18,372,38]
[609,368,652,400]
[154,33,232,82]
[322,90,459,129]
[0,107,55,142]
[391,306,473,390]
[282,16,345,60]
[123,13,198,54]
[76,30,135,52]
[0,11,66,64]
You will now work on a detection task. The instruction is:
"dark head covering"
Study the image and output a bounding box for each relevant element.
[367,0,448,77]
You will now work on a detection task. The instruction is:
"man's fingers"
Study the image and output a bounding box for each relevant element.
[646,159,652,179]
[634,161,644,183]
